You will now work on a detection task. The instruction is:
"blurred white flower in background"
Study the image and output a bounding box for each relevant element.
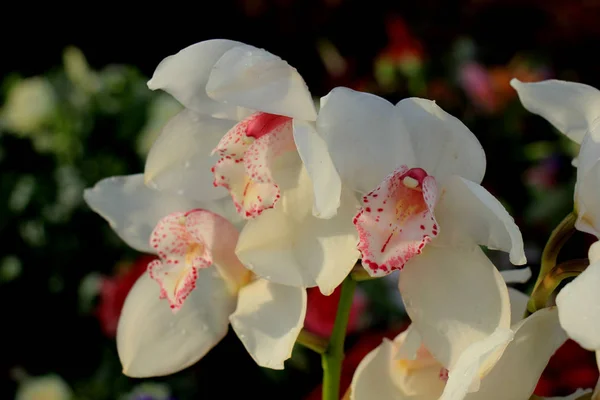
[1,77,57,135]
[15,374,73,400]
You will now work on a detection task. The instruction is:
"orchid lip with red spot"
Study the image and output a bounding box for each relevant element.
[146,208,241,312]
[354,165,439,277]
[212,112,294,219]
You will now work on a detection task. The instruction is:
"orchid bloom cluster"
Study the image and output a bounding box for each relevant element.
[83,39,600,400]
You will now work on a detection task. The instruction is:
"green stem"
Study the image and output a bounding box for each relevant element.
[322,277,357,400]
[296,329,328,354]
[527,212,577,314]
[524,258,588,317]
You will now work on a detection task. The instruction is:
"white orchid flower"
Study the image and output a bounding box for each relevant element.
[511,79,600,237]
[145,39,360,295]
[555,241,600,374]
[313,89,528,396]
[315,87,526,277]
[350,263,568,400]
[145,39,336,218]
[510,78,600,399]
[84,175,307,376]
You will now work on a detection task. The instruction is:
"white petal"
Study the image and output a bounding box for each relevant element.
[316,87,416,193]
[229,279,306,369]
[147,39,249,119]
[399,245,511,369]
[206,45,317,121]
[117,270,236,377]
[83,174,198,253]
[394,98,486,185]
[465,308,568,400]
[235,168,360,294]
[292,119,342,218]
[144,109,235,201]
[395,325,423,361]
[574,129,600,237]
[556,260,600,350]
[510,79,600,144]
[351,336,443,400]
[434,176,526,265]
[508,287,529,326]
[440,328,514,400]
[589,241,600,264]
[392,333,449,398]
[501,267,532,284]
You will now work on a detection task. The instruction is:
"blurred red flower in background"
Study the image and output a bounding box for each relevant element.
[378,15,424,65]
[96,255,157,337]
[535,339,599,397]
[304,286,367,338]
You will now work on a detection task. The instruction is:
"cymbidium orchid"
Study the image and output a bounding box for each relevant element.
[350,267,568,400]
[84,175,307,376]
[144,39,360,295]
[315,87,526,278]
[511,78,600,237]
[511,79,600,380]
[77,37,600,400]
[309,88,530,399]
